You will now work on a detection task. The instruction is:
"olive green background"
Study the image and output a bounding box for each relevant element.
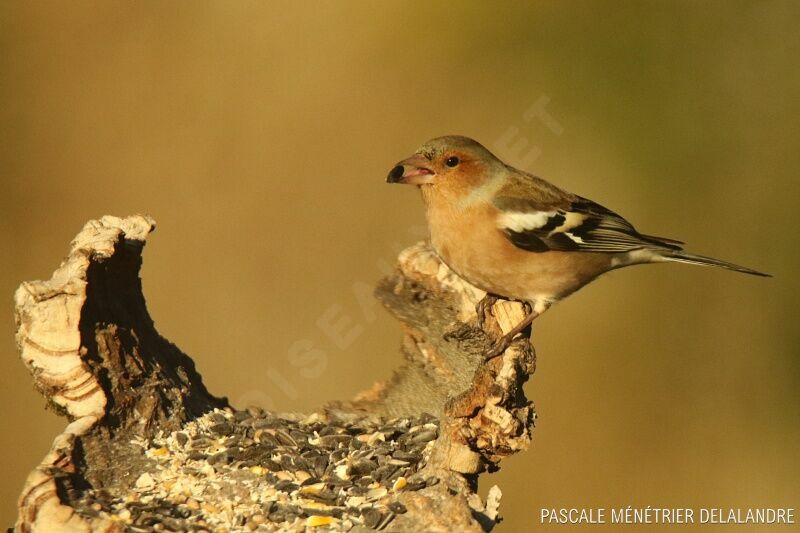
[1,1,798,531]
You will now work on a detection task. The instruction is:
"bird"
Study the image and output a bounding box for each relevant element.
[386,135,770,359]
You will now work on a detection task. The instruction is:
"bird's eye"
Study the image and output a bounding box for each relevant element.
[445,156,460,167]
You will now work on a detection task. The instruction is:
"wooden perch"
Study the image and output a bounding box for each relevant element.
[14,215,536,532]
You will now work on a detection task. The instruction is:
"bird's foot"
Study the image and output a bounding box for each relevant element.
[485,334,513,360]
[483,307,539,361]
[476,293,500,329]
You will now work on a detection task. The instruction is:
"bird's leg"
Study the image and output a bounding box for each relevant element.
[484,307,539,360]
[475,293,500,329]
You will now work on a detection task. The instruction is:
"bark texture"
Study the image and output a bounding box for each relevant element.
[14,215,536,532]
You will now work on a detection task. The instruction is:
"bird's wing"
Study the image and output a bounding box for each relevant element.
[494,180,682,253]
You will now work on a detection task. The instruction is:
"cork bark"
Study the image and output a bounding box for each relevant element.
[13,215,536,532]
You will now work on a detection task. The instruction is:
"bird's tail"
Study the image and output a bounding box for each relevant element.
[660,250,771,277]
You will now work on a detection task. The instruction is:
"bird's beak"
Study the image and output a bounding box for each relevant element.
[386,154,435,185]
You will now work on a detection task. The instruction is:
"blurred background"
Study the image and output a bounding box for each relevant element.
[1,1,798,530]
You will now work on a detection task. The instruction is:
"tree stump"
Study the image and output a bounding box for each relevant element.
[14,215,536,532]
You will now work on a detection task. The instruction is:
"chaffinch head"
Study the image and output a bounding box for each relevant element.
[387,135,770,357]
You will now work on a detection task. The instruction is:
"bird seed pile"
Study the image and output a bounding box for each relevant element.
[70,408,441,532]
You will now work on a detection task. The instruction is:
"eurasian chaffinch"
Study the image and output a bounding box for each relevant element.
[386,135,769,358]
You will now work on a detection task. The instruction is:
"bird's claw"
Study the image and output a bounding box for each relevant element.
[476,294,499,329]
[484,337,511,360]
[484,328,526,361]
[482,306,539,360]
